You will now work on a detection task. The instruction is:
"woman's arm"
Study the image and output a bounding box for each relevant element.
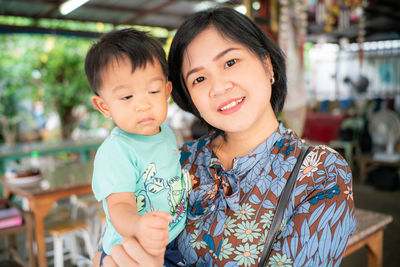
[268,146,356,266]
[93,238,165,267]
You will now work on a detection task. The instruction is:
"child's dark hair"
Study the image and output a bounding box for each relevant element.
[85,28,168,95]
[168,7,287,133]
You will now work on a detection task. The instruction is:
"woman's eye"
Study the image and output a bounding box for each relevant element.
[193,76,205,84]
[120,95,132,100]
[225,59,237,68]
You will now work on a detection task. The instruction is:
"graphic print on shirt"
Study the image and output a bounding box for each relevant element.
[135,163,188,225]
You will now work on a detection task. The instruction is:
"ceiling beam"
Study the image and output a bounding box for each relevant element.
[42,4,62,17]
[1,10,182,29]
[122,0,179,25]
[5,0,186,20]
[0,23,101,38]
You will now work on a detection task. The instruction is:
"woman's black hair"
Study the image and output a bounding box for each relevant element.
[85,28,168,95]
[168,7,287,133]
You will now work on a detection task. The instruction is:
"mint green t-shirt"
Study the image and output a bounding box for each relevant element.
[92,124,191,254]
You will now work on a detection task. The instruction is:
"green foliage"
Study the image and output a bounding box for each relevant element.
[0,35,38,115]
[0,33,93,141]
[0,15,114,34]
[0,34,41,143]
[37,36,91,117]
[0,23,170,141]
[0,16,35,27]
[35,36,92,138]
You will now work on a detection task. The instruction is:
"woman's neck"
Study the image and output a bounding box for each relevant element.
[213,118,279,170]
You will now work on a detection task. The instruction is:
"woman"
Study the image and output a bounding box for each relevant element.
[97,7,356,267]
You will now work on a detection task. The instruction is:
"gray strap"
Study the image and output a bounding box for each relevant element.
[258,143,310,267]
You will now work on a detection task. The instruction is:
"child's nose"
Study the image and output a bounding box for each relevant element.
[135,97,151,112]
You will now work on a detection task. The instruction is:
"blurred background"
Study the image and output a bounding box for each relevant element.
[0,0,399,266]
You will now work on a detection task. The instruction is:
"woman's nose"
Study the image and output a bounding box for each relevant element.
[210,77,233,97]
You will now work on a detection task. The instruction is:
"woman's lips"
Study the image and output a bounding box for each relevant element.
[217,97,245,114]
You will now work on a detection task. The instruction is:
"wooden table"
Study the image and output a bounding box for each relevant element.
[1,162,93,267]
[0,138,102,175]
[344,208,393,267]
[353,154,400,184]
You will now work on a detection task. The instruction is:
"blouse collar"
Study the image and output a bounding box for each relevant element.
[208,122,287,176]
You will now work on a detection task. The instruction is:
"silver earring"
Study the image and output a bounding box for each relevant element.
[270,77,275,85]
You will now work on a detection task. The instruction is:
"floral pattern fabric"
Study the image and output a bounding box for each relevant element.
[177,123,356,267]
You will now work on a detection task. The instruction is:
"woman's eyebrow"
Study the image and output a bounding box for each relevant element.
[185,67,203,81]
[213,47,239,61]
[185,47,240,80]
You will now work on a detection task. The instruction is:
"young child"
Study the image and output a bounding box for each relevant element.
[85,28,190,266]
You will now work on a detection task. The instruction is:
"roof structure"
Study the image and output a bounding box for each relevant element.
[0,0,399,42]
[0,0,241,34]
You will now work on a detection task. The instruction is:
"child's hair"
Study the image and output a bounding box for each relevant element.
[168,7,287,133]
[85,28,168,95]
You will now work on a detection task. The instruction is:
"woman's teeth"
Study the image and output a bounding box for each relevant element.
[220,97,244,111]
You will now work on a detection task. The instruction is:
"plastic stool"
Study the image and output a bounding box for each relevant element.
[70,194,102,247]
[70,194,101,219]
[45,219,94,267]
[92,210,107,246]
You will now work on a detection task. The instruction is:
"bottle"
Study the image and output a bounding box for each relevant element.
[30,151,41,174]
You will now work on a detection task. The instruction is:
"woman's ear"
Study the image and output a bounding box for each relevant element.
[263,56,274,80]
[91,95,111,118]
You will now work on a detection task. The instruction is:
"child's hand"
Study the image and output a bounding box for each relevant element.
[135,211,172,256]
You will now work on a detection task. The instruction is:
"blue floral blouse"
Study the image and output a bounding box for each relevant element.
[177,122,356,266]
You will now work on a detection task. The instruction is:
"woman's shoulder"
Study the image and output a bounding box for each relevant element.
[280,124,349,169]
[298,142,352,187]
[307,143,349,168]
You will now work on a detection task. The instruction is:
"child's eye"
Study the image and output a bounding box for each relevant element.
[120,95,132,100]
[150,90,160,94]
[193,76,205,85]
[225,59,237,68]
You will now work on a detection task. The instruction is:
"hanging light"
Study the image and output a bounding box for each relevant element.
[60,0,90,15]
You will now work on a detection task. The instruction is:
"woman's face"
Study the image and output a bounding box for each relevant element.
[182,26,276,136]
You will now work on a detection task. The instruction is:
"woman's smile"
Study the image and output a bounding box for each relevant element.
[217,96,245,114]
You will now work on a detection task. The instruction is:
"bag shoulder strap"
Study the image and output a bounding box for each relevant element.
[258,143,310,267]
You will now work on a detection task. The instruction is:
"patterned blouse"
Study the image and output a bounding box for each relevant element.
[177,123,356,267]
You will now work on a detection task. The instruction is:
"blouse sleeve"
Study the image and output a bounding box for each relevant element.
[268,145,356,267]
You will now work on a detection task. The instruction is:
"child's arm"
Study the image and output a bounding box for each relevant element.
[106,192,172,256]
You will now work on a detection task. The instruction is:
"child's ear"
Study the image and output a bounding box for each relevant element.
[91,95,111,118]
[165,81,172,98]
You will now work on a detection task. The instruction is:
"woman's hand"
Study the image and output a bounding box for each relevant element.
[95,237,165,267]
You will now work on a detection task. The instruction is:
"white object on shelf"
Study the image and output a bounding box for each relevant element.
[5,174,43,186]
[373,153,400,163]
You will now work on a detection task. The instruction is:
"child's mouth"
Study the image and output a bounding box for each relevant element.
[138,118,154,125]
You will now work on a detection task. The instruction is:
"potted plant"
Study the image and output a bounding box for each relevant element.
[38,36,92,139]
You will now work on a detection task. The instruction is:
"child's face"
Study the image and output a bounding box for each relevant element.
[181,26,275,136]
[92,56,171,136]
